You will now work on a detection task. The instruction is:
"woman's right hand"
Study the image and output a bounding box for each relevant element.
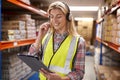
[34,22,50,49]
[38,22,50,39]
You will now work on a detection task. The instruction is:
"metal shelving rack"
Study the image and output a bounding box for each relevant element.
[95,2,120,79]
[0,0,48,79]
[96,0,120,65]
[95,24,103,65]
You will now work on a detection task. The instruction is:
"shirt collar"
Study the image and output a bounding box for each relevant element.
[54,31,68,38]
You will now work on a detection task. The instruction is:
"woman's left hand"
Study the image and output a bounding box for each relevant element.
[40,68,62,80]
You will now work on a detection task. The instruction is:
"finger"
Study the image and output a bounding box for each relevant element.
[39,69,47,77]
[41,68,49,74]
[45,22,50,27]
[40,24,48,31]
[40,68,50,77]
[45,22,50,25]
[40,25,47,31]
[44,24,48,30]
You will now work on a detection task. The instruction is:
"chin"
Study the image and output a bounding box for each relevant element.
[54,26,59,30]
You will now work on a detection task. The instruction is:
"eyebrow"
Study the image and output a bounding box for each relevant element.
[50,14,63,16]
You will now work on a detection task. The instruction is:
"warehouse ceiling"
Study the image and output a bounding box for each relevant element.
[2,0,104,20]
[30,0,104,20]
[48,0,104,20]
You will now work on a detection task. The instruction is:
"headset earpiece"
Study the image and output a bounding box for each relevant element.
[66,12,72,21]
[62,2,72,21]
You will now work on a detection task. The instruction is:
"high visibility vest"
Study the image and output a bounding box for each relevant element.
[39,34,79,80]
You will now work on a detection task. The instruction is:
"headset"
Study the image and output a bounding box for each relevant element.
[62,2,72,21]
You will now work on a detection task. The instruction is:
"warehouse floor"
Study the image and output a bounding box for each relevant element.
[83,55,96,80]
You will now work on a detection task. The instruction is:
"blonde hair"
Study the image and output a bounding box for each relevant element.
[47,1,78,36]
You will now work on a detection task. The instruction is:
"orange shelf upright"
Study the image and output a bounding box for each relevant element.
[0,42,1,50]
[0,39,35,50]
[7,0,48,17]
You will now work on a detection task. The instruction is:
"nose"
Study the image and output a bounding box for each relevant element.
[51,16,58,23]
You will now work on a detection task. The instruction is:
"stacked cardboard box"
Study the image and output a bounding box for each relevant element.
[102,13,120,45]
[2,53,31,80]
[105,0,119,8]
[7,14,32,20]
[110,0,119,6]
[95,65,120,80]
[103,15,114,42]
[116,8,120,45]
[2,14,37,40]
[77,20,93,40]
[25,19,36,39]
[102,50,120,66]
[77,20,93,51]
[2,21,26,40]
[10,14,36,39]
[112,70,120,80]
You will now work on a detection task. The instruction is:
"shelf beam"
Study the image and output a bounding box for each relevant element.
[0,39,35,50]
[7,0,48,18]
[96,38,120,53]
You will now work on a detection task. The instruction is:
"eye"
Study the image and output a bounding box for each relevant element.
[57,15,62,18]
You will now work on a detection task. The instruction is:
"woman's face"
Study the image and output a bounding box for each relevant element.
[49,8,67,33]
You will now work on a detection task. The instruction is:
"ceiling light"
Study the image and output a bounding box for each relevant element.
[69,6,98,11]
[74,17,94,21]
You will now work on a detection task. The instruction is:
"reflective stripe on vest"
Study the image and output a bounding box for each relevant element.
[40,34,79,80]
[41,33,51,61]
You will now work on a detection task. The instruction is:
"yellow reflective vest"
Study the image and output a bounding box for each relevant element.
[39,34,79,80]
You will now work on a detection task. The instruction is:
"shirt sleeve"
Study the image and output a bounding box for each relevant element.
[68,37,86,80]
[28,44,41,56]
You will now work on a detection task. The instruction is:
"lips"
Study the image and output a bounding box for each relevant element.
[54,24,58,26]
[54,23,59,26]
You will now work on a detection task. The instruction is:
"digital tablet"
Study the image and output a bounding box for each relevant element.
[17,54,52,73]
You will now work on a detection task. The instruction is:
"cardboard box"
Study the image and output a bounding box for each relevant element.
[95,65,120,80]
[112,70,120,80]
[8,14,31,20]
[2,21,25,30]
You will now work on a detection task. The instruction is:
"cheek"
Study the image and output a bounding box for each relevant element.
[61,18,67,24]
[60,17,66,23]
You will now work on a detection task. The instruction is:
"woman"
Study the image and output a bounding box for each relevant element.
[29,1,86,80]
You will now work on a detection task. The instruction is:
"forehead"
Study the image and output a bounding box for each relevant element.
[49,8,64,15]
